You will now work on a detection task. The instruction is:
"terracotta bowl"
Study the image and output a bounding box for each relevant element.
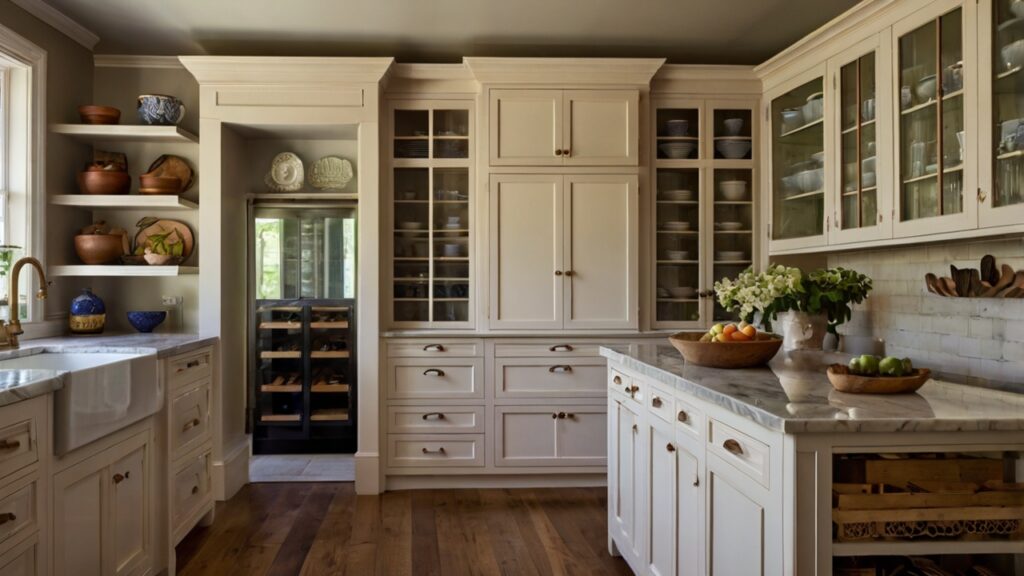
[138,175,182,195]
[74,234,124,265]
[77,170,130,195]
[668,331,783,369]
[827,365,932,394]
[77,105,120,125]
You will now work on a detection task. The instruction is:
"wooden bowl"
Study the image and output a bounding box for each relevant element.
[77,170,130,195]
[74,234,124,265]
[826,365,932,394]
[138,175,182,195]
[77,105,120,125]
[668,331,783,368]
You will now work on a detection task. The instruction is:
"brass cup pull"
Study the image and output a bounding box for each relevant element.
[612,375,622,385]
[191,486,199,495]
[723,439,744,456]
[423,344,445,352]
[666,443,676,453]
[677,410,688,423]
[113,473,126,484]
[178,359,202,373]
[548,365,572,374]
[0,512,15,525]
[0,439,20,452]
[549,344,574,352]
[423,369,445,377]
[421,447,446,455]
[421,412,446,420]
[183,418,201,432]
[651,396,663,408]
[555,149,563,156]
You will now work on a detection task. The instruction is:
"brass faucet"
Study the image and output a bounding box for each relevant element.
[0,257,48,349]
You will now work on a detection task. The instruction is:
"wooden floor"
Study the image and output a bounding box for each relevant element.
[176,483,632,576]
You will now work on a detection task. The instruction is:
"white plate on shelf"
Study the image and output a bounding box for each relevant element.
[661,189,695,202]
[716,251,747,261]
[716,222,745,231]
[662,221,692,231]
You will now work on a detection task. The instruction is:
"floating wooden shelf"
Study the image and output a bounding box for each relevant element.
[50,194,198,211]
[50,123,199,144]
[49,265,198,277]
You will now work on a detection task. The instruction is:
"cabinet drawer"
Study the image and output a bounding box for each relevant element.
[608,368,643,404]
[170,380,211,460]
[0,533,36,576]
[494,342,602,358]
[172,449,212,531]
[167,349,212,388]
[495,358,606,398]
[387,359,483,399]
[0,475,38,555]
[0,403,40,481]
[494,405,606,467]
[673,396,704,442]
[386,406,485,434]
[387,434,484,468]
[646,382,675,425]
[387,340,482,358]
[708,418,770,488]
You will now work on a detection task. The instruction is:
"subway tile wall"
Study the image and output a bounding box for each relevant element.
[828,237,1024,392]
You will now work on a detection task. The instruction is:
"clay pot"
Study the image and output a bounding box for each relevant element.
[74,234,124,265]
[77,170,130,195]
[138,174,182,195]
[77,105,120,125]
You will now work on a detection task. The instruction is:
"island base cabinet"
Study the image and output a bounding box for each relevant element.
[646,422,676,576]
[608,395,644,570]
[52,429,152,576]
[0,535,39,576]
[708,455,768,576]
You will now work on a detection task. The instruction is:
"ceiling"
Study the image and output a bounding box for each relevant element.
[43,0,860,65]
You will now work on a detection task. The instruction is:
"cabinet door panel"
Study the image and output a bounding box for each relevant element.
[609,399,643,567]
[111,444,148,576]
[489,175,564,329]
[564,175,638,329]
[53,465,104,576]
[677,444,704,576]
[709,463,765,576]
[647,424,677,576]
[490,89,563,166]
[555,406,606,465]
[563,90,639,166]
[495,406,606,467]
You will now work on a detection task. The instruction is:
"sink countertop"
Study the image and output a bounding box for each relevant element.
[0,369,64,408]
[600,344,1024,434]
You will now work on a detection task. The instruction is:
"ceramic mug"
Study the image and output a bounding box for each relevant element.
[137,94,186,126]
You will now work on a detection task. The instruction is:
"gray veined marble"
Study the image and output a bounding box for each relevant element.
[0,369,64,408]
[601,344,1024,434]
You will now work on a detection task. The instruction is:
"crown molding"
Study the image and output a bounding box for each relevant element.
[179,56,394,85]
[94,54,183,69]
[653,64,757,82]
[464,57,665,85]
[651,64,761,96]
[383,63,478,95]
[10,0,98,50]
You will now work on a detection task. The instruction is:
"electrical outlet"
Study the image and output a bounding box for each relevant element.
[161,295,182,306]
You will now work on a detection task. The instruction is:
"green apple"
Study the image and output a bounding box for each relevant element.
[902,358,914,374]
[858,354,880,376]
[848,358,862,375]
[879,356,904,377]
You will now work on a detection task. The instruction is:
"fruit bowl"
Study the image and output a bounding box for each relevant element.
[668,331,782,369]
[826,364,932,394]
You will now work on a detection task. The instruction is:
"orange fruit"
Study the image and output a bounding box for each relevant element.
[722,324,738,336]
[741,324,757,338]
[730,331,751,341]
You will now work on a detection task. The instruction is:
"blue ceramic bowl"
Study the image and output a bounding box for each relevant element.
[126,311,166,333]
[137,94,185,126]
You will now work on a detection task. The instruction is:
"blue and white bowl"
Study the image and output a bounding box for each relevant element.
[137,94,185,126]
[126,311,166,333]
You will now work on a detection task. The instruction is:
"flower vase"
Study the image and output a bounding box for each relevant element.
[776,310,828,350]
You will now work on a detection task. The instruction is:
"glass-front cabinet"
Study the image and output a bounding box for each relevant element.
[388,101,474,328]
[652,99,756,330]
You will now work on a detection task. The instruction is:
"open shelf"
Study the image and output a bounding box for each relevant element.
[49,265,198,277]
[310,409,350,422]
[50,195,198,211]
[311,383,350,393]
[260,413,302,424]
[259,321,302,330]
[50,123,199,144]
[260,384,302,393]
[778,118,823,138]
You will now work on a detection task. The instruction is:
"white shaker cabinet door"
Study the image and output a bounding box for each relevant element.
[708,456,767,576]
[110,442,149,576]
[646,422,677,576]
[563,90,639,166]
[489,175,564,329]
[677,441,704,576]
[608,397,644,570]
[490,89,563,166]
[563,175,638,330]
[52,463,105,576]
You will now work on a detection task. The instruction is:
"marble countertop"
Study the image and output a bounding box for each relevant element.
[0,333,217,408]
[601,344,1024,434]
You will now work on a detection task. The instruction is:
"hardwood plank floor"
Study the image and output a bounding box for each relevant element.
[177,483,632,576]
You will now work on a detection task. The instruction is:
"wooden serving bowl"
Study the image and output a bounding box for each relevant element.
[826,364,932,394]
[138,175,182,195]
[77,170,130,195]
[74,234,124,265]
[668,331,783,369]
[77,105,120,125]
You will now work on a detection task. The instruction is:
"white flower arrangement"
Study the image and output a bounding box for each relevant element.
[713,265,804,331]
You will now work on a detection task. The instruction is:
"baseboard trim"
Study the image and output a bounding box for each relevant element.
[385,473,606,491]
[355,451,380,495]
[214,436,250,501]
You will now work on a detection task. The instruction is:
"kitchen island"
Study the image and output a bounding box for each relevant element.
[602,344,1024,576]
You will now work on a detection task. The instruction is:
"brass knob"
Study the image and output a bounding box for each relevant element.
[613,375,622,385]
[563,149,571,156]
[555,149,563,156]
[723,439,744,456]
[564,270,574,277]
[113,473,125,484]
[554,270,563,276]
[652,396,662,408]
[677,410,688,423]
[666,443,676,453]
[557,412,567,419]
[631,423,638,433]
[552,413,559,419]
[191,486,199,495]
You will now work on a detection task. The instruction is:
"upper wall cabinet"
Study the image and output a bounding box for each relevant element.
[489,89,639,166]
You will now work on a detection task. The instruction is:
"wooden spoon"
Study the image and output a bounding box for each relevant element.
[996,271,1024,297]
[940,276,959,297]
[981,254,997,285]
[968,269,984,297]
[924,273,943,296]
[982,264,1015,297]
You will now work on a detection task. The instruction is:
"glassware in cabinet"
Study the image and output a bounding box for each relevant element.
[839,52,880,231]
[991,0,1024,212]
[712,108,753,160]
[656,108,700,160]
[654,167,702,324]
[711,168,754,323]
[393,167,431,323]
[770,77,826,242]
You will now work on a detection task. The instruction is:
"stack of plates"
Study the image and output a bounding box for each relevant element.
[662,221,691,231]
[716,251,747,261]
[659,141,697,159]
[397,140,429,158]
[661,189,695,202]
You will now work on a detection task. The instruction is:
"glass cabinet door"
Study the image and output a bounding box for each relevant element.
[770,76,826,244]
[710,108,754,324]
[896,8,966,225]
[987,0,1024,225]
[839,53,880,231]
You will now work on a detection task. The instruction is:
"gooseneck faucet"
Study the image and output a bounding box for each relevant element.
[1,257,48,349]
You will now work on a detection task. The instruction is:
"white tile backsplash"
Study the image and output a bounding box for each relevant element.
[828,237,1024,392]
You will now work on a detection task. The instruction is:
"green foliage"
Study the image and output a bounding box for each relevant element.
[803,267,873,334]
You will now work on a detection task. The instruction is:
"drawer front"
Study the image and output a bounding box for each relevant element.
[386,406,485,434]
[387,340,482,358]
[170,380,212,459]
[173,450,212,529]
[0,476,38,553]
[0,405,39,481]
[608,369,644,405]
[387,434,484,468]
[0,534,36,576]
[646,382,675,424]
[673,396,704,442]
[494,342,603,358]
[387,359,483,399]
[167,348,213,388]
[494,405,606,467]
[708,418,770,488]
[495,358,607,398]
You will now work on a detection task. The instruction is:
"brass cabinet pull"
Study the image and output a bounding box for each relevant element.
[677,410,688,423]
[191,486,199,495]
[0,439,20,452]
[183,418,201,432]
[549,344,574,352]
[421,446,446,455]
[0,512,15,525]
[548,365,572,374]
[564,270,574,277]
[555,149,563,156]
[423,344,445,352]
[178,358,203,372]
[666,443,676,453]
[566,413,576,419]
[554,270,563,276]
[651,396,663,408]
[693,475,700,487]
[723,439,744,456]
[563,149,571,156]
[555,412,574,420]
[421,412,446,420]
[631,423,638,433]
[612,375,622,385]
[626,385,640,397]
[113,473,126,484]
[552,412,559,419]
[423,369,445,377]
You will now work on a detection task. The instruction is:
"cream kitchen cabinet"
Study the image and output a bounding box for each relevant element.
[488,173,638,330]
[608,385,644,570]
[493,405,606,467]
[489,89,639,166]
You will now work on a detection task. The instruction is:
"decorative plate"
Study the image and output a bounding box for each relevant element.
[264,152,304,192]
[308,156,353,190]
[135,219,194,262]
[145,154,194,191]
